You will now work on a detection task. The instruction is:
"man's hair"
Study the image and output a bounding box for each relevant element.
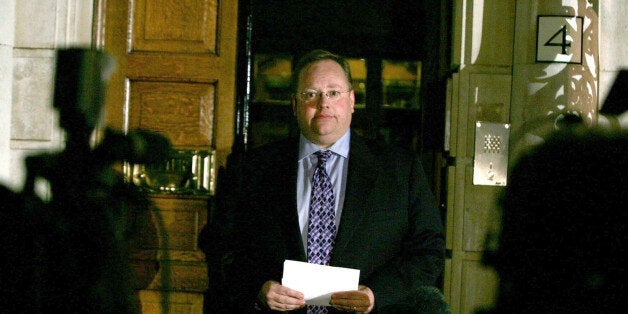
[290,49,353,92]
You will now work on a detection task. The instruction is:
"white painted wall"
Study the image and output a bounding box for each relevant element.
[0,1,16,189]
[0,0,93,191]
[599,1,628,105]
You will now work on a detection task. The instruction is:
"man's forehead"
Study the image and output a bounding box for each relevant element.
[298,61,347,84]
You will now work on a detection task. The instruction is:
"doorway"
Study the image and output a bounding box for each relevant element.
[233,0,450,202]
[225,0,452,301]
[236,0,450,152]
[234,0,452,177]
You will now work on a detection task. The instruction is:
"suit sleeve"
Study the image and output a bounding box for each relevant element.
[364,155,446,310]
[206,149,298,313]
[200,153,267,313]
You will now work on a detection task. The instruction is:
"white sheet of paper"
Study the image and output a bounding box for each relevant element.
[281,260,360,306]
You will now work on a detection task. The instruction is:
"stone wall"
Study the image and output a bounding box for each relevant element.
[0,1,16,188]
[0,0,93,191]
[599,2,628,109]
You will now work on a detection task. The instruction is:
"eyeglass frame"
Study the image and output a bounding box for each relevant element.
[295,89,353,102]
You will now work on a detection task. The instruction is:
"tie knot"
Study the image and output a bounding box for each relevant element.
[315,150,332,165]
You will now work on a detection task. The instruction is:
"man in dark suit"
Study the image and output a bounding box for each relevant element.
[208,49,445,313]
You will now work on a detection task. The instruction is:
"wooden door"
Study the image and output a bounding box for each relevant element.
[95,0,237,164]
[94,0,238,312]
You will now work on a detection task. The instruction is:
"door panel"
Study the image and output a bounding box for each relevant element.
[96,0,236,163]
[128,81,215,148]
[443,1,517,311]
[131,0,218,54]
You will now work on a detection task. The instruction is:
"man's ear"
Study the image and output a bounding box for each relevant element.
[350,90,355,112]
[291,94,297,116]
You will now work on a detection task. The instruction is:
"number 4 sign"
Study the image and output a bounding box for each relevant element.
[536,15,583,64]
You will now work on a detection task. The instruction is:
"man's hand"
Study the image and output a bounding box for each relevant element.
[258,280,306,311]
[330,285,375,313]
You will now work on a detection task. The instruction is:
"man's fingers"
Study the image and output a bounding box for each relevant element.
[265,283,305,311]
[273,284,305,299]
[331,288,374,313]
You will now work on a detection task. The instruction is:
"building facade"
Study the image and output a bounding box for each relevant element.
[0,1,625,313]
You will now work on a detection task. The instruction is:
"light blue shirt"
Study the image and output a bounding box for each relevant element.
[297,130,350,252]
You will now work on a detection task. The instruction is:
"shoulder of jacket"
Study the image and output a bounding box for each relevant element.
[353,134,416,161]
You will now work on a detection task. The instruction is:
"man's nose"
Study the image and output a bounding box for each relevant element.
[316,94,330,108]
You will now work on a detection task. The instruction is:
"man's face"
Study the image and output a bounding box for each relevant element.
[292,60,355,148]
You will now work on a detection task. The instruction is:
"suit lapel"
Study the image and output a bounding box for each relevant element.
[274,135,381,264]
[331,135,380,262]
[272,138,308,261]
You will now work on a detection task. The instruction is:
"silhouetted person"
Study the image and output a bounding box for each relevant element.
[479,127,628,313]
[1,48,168,313]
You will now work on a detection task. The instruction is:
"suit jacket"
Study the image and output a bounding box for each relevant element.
[207,133,445,313]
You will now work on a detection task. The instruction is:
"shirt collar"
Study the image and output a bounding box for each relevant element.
[298,130,351,161]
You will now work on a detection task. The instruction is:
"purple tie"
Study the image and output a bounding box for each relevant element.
[307,150,336,314]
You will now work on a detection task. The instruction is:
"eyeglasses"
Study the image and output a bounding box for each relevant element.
[296,89,351,102]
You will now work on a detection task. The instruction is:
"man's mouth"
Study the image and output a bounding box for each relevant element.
[315,113,333,120]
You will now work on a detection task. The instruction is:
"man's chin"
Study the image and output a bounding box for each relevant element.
[308,131,343,147]
[312,127,336,138]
